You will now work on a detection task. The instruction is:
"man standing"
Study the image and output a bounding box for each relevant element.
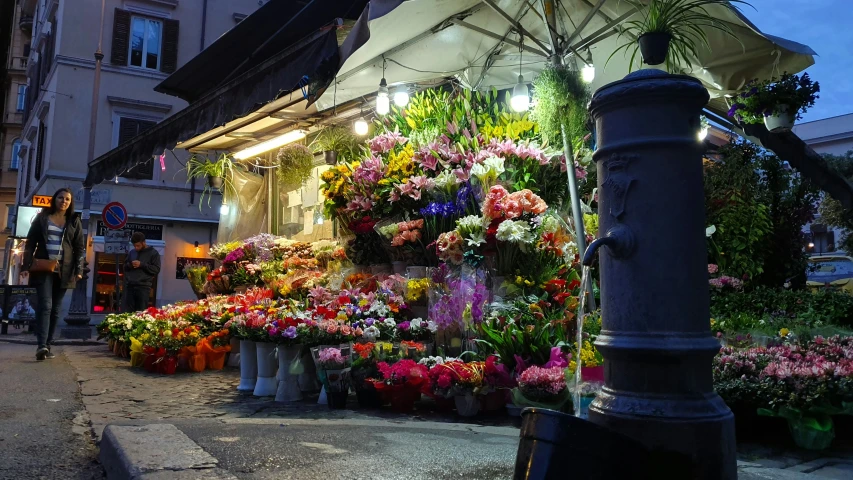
[124,232,161,312]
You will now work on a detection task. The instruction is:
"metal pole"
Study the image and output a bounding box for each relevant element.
[64,0,105,327]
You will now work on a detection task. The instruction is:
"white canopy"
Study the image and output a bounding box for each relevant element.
[318,0,816,113]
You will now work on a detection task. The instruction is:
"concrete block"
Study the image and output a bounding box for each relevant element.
[100,424,219,479]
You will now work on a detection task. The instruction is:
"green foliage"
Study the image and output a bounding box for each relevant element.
[276,144,315,187]
[818,151,853,253]
[705,141,817,286]
[710,287,853,329]
[310,126,360,162]
[185,153,237,210]
[608,0,749,71]
[530,65,589,147]
[730,73,820,124]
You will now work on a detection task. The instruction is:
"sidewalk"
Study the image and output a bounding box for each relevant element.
[15,341,853,479]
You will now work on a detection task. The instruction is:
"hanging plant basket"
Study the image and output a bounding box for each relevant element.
[207,175,224,189]
[764,104,795,132]
[637,32,671,66]
[324,150,338,165]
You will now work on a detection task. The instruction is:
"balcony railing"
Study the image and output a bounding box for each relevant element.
[3,112,24,126]
[8,56,28,71]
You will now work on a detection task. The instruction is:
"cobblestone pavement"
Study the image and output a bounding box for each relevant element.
[51,343,853,478]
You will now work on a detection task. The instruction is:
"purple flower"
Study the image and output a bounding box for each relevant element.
[365,318,375,327]
[398,321,411,331]
[727,104,741,118]
[283,326,297,339]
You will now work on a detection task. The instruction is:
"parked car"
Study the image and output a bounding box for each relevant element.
[806,255,853,294]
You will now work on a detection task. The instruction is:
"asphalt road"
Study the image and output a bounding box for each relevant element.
[0,342,104,480]
[175,419,520,480]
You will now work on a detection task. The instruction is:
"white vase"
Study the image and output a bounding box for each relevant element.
[237,340,257,392]
[764,104,794,132]
[275,344,303,403]
[253,342,278,397]
[227,337,241,368]
[298,350,321,393]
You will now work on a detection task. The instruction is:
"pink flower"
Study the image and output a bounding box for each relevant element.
[708,264,719,275]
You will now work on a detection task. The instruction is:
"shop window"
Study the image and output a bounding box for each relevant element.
[16,85,27,112]
[117,117,156,179]
[110,9,179,73]
[10,139,21,170]
[92,252,158,314]
[5,205,14,231]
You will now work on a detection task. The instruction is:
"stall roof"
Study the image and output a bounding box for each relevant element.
[155,0,368,103]
[85,27,340,187]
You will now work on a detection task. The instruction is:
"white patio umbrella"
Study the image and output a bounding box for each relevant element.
[319,0,816,253]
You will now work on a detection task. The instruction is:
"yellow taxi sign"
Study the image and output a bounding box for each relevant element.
[32,195,52,208]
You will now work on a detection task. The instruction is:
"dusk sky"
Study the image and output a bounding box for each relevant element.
[743,0,853,122]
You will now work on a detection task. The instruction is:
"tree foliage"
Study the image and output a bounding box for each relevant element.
[705,141,818,287]
[818,150,853,253]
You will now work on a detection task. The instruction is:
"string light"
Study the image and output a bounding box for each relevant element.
[194,241,200,254]
[354,116,369,136]
[232,129,307,160]
[376,58,390,115]
[510,38,529,112]
[393,84,409,107]
[698,126,709,141]
[220,201,230,216]
[582,64,595,83]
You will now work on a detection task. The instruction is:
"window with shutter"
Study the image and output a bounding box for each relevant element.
[25,149,32,195]
[35,123,46,180]
[111,9,131,65]
[160,19,179,73]
[10,139,21,170]
[118,118,157,180]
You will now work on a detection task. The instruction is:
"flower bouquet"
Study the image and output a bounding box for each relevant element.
[428,360,487,417]
[511,365,573,412]
[316,347,352,409]
[370,359,429,412]
[351,341,398,408]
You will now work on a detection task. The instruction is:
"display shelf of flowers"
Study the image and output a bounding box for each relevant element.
[94,81,613,420]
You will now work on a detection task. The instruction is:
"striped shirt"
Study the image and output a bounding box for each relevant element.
[46,219,64,268]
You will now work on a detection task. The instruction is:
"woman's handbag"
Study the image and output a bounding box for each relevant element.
[27,258,58,273]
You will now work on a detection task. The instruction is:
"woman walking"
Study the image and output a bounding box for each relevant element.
[23,188,85,361]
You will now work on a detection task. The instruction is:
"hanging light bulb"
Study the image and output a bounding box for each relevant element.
[582,64,595,83]
[393,84,409,107]
[376,77,390,115]
[511,75,529,112]
[698,126,709,141]
[220,201,230,216]
[354,116,369,136]
[194,241,200,254]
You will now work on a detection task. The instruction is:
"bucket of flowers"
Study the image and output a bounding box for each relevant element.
[428,359,487,417]
[317,347,352,409]
[370,359,429,413]
[512,365,573,413]
[351,342,395,408]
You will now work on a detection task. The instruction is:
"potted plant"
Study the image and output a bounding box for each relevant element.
[311,126,359,165]
[608,0,749,70]
[371,359,429,413]
[276,144,315,186]
[531,64,589,147]
[428,360,488,417]
[511,365,573,413]
[727,72,820,132]
[185,153,236,209]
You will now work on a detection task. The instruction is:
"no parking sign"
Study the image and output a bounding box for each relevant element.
[102,202,127,230]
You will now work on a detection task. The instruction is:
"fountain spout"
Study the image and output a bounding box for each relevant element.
[582,225,634,266]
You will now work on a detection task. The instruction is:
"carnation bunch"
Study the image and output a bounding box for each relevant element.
[518,365,569,401]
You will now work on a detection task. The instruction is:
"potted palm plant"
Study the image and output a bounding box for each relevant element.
[310,126,359,165]
[727,72,820,132]
[185,153,236,209]
[608,0,750,70]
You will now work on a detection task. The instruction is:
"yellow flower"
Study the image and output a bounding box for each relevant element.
[164,331,172,337]
[779,328,790,337]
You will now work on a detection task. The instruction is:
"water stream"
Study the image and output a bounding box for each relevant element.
[573,265,592,417]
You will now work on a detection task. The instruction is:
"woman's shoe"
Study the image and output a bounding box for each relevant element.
[36,347,49,361]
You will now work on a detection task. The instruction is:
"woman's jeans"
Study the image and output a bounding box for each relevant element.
[34,273,68,349]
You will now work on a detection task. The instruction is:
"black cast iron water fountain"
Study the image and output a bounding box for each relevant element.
[514,69,736,480]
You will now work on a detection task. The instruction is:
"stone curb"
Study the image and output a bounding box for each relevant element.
[99,424,236,479]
